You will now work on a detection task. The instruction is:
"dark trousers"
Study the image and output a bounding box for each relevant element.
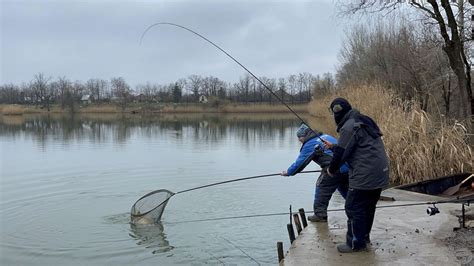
[313,172,349,217]
[345,188,381,249]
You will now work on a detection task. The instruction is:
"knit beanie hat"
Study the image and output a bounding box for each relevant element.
[296,123,312,138]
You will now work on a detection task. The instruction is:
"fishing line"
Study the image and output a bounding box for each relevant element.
[165,198,472,224]
[139,22,313,131]
[219,236,261,265]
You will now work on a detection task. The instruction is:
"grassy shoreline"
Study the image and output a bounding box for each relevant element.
[0,102,309,115]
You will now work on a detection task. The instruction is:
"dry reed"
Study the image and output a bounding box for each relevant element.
[79,104,119,113]
[1,105,26,115]
[308,85,473,184]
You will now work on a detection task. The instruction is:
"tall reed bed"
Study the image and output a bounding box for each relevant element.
[308,85,473,184]
[0,104,49,115]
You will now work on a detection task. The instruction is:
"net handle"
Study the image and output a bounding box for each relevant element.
[176,170,321,194]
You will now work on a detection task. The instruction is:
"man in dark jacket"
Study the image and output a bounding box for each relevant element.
[324,98,389,253]
[281,123,349,222]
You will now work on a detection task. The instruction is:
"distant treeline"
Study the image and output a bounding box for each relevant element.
[0,72,336,112]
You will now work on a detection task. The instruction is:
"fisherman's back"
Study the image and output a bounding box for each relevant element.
[339,112,389,190]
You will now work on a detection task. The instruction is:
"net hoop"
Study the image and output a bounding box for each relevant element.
[131,189,174,218]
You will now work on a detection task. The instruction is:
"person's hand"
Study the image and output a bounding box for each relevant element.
[281,170,289,176]
[321,138,334,149]
[326,168,334,177]
[314,144,324,155]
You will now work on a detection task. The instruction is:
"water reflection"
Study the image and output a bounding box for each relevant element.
[0,113,306,148]
[129,223,174,254]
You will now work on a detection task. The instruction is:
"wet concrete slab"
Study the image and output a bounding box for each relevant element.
[281,198,466,265]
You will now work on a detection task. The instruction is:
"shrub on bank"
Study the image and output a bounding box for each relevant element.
[308,85,473,184]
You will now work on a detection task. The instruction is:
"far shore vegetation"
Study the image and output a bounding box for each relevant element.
[0,102,309,115]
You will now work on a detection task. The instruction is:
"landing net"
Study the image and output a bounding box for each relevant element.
[131,189,173,225]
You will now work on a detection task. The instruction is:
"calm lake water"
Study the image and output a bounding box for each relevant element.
[0,113,343,265]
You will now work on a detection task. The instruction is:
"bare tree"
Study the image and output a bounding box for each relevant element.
[258,76,276,103]
[98,79,108,102]
[86,79,99,102]
[31,73,54,111]
[110,77,131,112]
[277,77,288,103]
[236,74,251,103]
[187,75,202,102]
[337,19,459,113]
[338,0,472,124]
[85,78,107,102]
[137,82,155,102]
[56,77,71,109]
[296,72,314,102]
[287,75,299,103]
[312,73,335,99]
[0,84,21,103]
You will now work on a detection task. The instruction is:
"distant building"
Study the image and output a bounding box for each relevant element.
[81,94,94,104]
[23,96,33,104]
[199,95,208,103]
[130,91,145,102]
[110,96,120,102]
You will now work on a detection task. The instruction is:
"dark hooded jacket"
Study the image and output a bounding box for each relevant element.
[328,109,389,190]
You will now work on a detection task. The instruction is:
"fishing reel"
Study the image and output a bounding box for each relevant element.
[426,204,440,216]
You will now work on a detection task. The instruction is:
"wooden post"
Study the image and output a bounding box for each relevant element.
[299,208,308,228]
[287,223,295,243]
[277,241,284,263]
[293,213,302,235]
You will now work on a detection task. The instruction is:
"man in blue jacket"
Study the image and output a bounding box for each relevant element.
[325,98,389,253]
[281,123,349,222]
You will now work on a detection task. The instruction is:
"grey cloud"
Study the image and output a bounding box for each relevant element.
[1,0,343,86]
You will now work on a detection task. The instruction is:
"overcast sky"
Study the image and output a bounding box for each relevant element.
[1,0,345,86]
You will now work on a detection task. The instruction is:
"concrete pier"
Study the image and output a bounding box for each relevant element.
[280,190,472,265]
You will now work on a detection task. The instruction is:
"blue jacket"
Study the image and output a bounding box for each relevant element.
[287,133,349,176]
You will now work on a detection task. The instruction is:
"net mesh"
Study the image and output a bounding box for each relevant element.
[131,189,174,225]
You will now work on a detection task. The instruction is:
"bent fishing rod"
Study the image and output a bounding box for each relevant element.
[139,22,319,135]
